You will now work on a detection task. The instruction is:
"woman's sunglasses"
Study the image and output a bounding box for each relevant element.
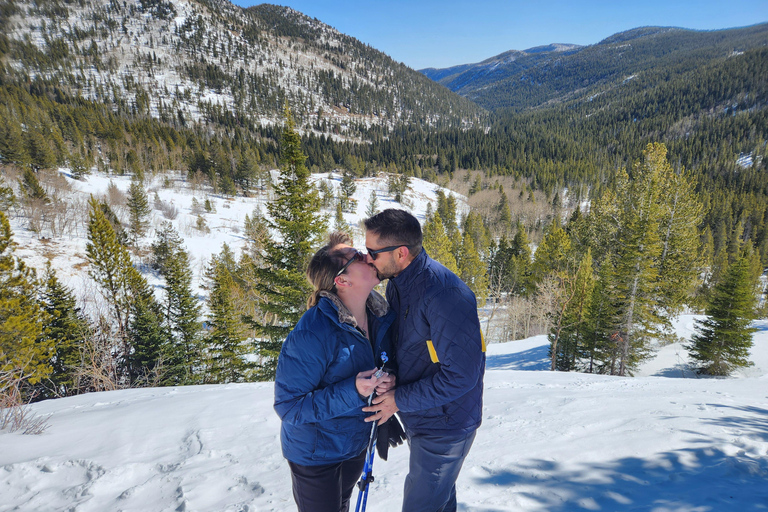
[335,250,366,277]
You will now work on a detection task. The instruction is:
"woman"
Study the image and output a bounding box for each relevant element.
[274,232,395,512]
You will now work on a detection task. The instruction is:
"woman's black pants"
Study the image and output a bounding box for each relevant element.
[288,450,367,512]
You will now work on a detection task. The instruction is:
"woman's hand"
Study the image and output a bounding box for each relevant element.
[375,373,395,395]
[355,368,382,397]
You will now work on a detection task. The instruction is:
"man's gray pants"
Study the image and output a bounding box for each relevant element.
[402,430,477,512]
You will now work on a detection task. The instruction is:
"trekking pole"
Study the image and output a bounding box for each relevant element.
[354,395,378,512]
[355,353,388,512]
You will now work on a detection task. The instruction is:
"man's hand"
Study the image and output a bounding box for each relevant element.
[375,373,395,395]
[363,389,399,423]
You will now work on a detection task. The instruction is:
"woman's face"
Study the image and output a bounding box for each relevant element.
[332,244,381,291]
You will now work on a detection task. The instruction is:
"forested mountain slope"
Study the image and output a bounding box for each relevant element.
[0,0,483,137]
[422,24,768,112]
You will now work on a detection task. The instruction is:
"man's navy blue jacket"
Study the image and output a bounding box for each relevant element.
[274,291,394,466]
[387,249,486,436]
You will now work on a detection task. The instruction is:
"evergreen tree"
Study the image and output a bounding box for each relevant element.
[69,151,91,180]
[127,178,152,242]
[235,150,259,195]
[462,211,491,258]
[339,168,357,211]
[531,222,572,289]
[548,249,595,371]
[509,222,533,296]
[436,190,458,237]
[581,258,622,374]
[0,182,16,213]
[126,278,171,385]
[39,263,90,397]
[333,202,346,232]
[365,190,380,218]
[0,120,31,167]
[655,163,704,317]
[611,162,663,376]
[422,210,458,273]
[86,196,137,364]
[585,143,703,375]
[688,252,759,376]
[0,211,52,390]
[20,168,48,203]
[250,107,326,379]
[206,254,254,383]
[153,223,202,384]
[497,186,512,231]
[456,230,488,306]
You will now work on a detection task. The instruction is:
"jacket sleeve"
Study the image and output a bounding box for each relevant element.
[395,286,484,413]
[274,328,364,425]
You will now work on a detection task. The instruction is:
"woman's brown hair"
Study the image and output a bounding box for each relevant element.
[306,231,354,308]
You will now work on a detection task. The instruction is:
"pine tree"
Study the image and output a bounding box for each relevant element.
[436,190,458,237]
[497,187,512,231]
[339,168,356,211]
[20,168,49,203]
[0,211,52,389]
[153,223,202,384]
[365,190,380,218]
[462,211,491,258]
[206,254,254,383]
[588,143,702,376]
[0,182,16,212]
[69,151,91,180]
[510,222,533,296]
[250,106,326,379]
[39,263,90,397]
[127,178,151,242]
[531,222,572,289]
[548,249,595,371]
[333,202,346,232]
[126,278,170,385]
[86,196,136,363]
[688,252,759,376]
[422,210,458,273]
[456,230,488,306]
[655,161,704,318]
[581,258,622,374]
[0,119,31,167]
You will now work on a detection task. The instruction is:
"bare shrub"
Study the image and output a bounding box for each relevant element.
[0,367,51,435]
[106,180,127,208]
[73,316,124,393]
[155,198,179,220]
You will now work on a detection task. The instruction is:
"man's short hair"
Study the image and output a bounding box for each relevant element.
[364,209,422,255]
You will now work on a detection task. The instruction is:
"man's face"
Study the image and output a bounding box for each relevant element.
[365,232,403,281]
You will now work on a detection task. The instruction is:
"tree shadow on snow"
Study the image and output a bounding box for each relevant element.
[703,404,768,443]
[469,419,768,511]
[486,346,551,372]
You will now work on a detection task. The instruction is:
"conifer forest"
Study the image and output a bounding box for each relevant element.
[1,0,766,409]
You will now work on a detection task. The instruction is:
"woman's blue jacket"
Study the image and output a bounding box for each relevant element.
[274,291,394,466]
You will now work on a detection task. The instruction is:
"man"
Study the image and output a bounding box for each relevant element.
[362,208,485,512]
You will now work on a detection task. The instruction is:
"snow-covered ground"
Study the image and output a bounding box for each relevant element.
[1,317,766,511]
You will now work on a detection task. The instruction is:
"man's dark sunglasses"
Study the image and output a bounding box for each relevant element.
[336,250,366,277]
[366,245,407,260]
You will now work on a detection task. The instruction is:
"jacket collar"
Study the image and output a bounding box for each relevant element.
[318,290,389,330]
[391,248,428,287]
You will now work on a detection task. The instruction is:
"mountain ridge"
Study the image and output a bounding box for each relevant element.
[1,0,485,140]
[420,23,768,112]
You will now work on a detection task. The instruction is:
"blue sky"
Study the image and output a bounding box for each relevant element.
[231,1,768,69]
